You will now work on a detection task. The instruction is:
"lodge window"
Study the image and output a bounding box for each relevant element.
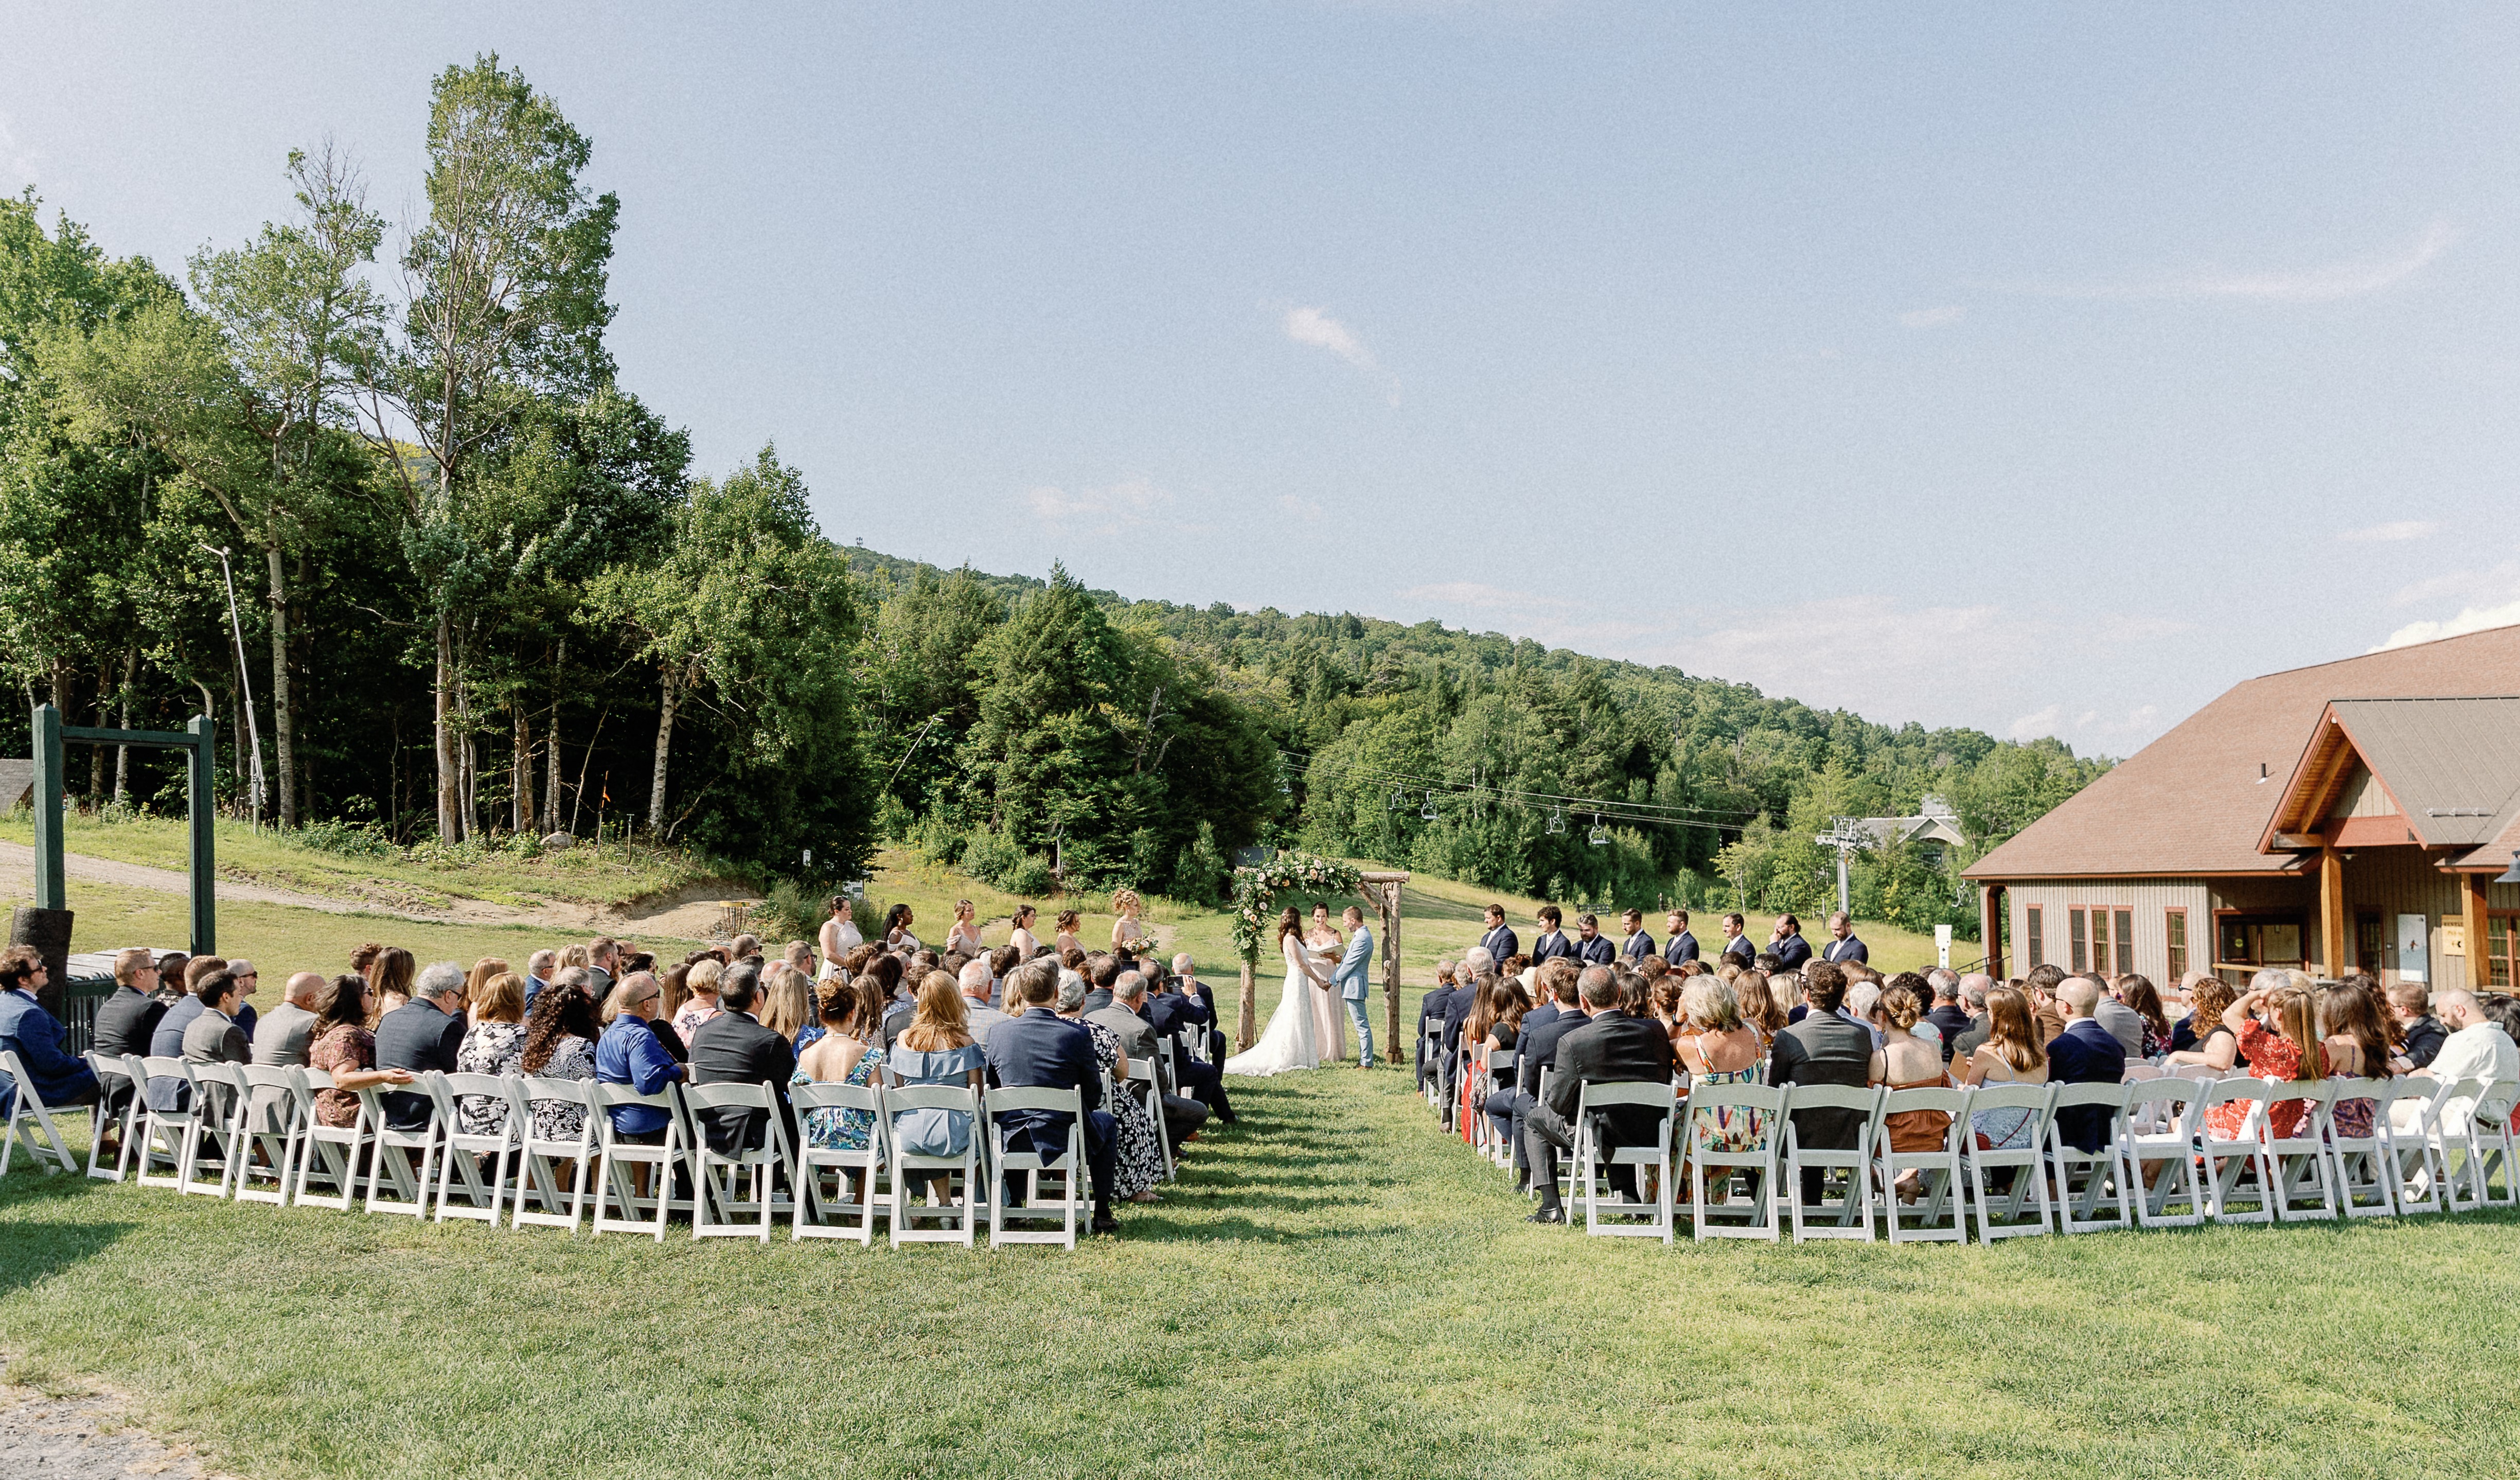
[2356,913,2384,976]
[2166,908,2187,979]
[2217,912,2307,968]
[2489,914,2518,990]
[2026,907,2044,968]
[2069,908,2087,972]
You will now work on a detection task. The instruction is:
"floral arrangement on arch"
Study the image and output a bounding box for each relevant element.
[1230,852,1365,964]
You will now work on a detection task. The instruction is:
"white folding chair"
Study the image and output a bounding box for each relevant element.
[83,1050,141,1182]
[134,1054,199,1190]
[2198,1079,2280,1224]
[2472,1078,2520,1209]
[286,1069,373,1210]
[588,1082,685,1240]
[430,1071,521,1227]
[984,1086,1087,1249]
[2122,1077,2207,1228]
[2043,1083,2132,1235]
[1685,1080,1785,1242]
[1483,1049,1519,1170]
[192,1062,267,1201]
[682,1082,795,1243]
[791,1080,888,1245]
[509,1077,599,1234]
[357,1079,447,1219]
[236,1064,306,1206]
[885,1083,986,1247]
[1780,1084,1884,1243]
[2383,1077,2453,1217]
[1123,1055,1176,1183]
[172,1060,238,1199]
[1875,1084,1970,1243]
[0,1048,82,1177]
[2260,1080,2338,1223]
[1421,1022,1447,1108]
[1962,1083,2055,1241]
[1572,1080,1678,1243]
[2323,1077,2396,1219]
[2432,1076,2495,1213]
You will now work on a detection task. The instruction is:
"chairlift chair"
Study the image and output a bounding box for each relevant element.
[1587,814,1608,847]
[1420,790,1440,822]
[1546,806,1566,836]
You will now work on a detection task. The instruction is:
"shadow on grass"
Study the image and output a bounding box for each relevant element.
[0,1203,133,1298]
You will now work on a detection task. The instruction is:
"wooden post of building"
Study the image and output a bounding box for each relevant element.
[2464,872,2492,991]
[2319,845,2346,980]
[1236,960,1257,1053]
[1979,883,2004,978]
[1358,871,1409,1066]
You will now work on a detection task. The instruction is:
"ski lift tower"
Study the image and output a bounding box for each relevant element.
[1815,816,1868,921]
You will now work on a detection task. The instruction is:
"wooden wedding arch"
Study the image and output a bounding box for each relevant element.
[1234,867,1409,1055]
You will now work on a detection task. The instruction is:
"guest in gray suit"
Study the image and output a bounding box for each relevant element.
[180,970,253,1128]
[248,972,326,1130]
[1766,961,1874,1208]
[1088,972,1209,1148]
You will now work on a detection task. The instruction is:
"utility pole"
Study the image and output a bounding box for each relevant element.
[1815,816,1866,920]
[202,544,267,828]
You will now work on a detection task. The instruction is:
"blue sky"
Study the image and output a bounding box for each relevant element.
[8,3,2518,756]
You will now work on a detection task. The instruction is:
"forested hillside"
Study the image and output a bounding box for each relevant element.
[0,54,2104,937]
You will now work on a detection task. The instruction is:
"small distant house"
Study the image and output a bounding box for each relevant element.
[1,758,32,811]
[1962,625,2520,989]
[1850,794,1969,869]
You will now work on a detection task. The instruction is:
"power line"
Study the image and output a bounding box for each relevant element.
[1284,751,1747,836]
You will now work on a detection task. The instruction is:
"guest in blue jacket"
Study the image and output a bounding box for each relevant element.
[0,946,98,1114]
[595,972,685,1143]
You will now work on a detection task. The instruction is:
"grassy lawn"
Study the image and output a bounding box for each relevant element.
[0,812,736,913]
[3,1066,2516,1479]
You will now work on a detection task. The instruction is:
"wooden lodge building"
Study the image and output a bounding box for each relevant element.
[1962,625,2520,990]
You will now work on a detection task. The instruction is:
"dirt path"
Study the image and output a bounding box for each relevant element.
[0,1372,238,1479]
[0,840,754,941]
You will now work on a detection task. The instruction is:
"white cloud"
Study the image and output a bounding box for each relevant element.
[1276,494,1326,522]
[0,111,39,188]
[1285,306,1376,369]
[1897,305,1966,329]
[2338,519,2441,543]
[2388,557,2520,609]
[2375,596,2520,651]
[2024,218,2455,303]
[2008,704,2064,742]
[1023,478,1173,533]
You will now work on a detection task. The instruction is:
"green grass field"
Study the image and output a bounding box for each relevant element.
[4,1067,2517,1479]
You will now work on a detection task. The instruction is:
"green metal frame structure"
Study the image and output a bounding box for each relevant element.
[28,702,217,955]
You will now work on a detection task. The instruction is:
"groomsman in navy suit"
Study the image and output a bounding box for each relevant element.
[1530,906,1574,964]
[1478,905,1518,968]
[1573,913,1616,967]
[1618,908,1655,964]
[1663,908,1700,966]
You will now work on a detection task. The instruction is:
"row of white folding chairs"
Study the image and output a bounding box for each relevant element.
[37,1050,1104,1251]
[1454,1068,2520,1245]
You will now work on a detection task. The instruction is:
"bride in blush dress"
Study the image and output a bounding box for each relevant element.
[1224,907,1339,1077]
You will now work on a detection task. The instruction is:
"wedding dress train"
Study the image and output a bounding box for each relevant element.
[1223,938,1326,1077]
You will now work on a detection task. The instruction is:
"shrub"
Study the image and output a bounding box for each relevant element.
[296,818,397,859]
[754,877,823,941]
[915,811,966,868]
[963,826,1055,897]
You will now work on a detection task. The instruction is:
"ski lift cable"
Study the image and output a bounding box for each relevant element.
[1275,746,1759,821]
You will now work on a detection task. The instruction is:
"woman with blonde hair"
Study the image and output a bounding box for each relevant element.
[673,958,724,1042]
[558,944,592,971]
[465,957,510,1018]
[1110,888,1148,969]
[887,971,988,1200]
[945,899,986,958]
[1675,976,1765,1162]
[1962,985,2050,1150]
[761,964,818,1050]
[455,972,527,1133]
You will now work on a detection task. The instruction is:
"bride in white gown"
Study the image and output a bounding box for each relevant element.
[1224,906,1340,1077]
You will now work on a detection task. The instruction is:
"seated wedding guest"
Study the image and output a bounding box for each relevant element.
[2114,974,2173,1059]
[1868,983,1950,1202]
[2318,980,2390,1142]
[1923,970,1971,1059]
[178,969,252,1125]
[523,949,558,1007]
[1769,961,1873,1208]
[2202,979,2326,1144]
[247,971,325,1132]
[370,947,416,1020]
[886,971,988,1203]
[0,946,98,1114]
[1734,970,1786,1051]
[762,964,816,1051]
[596,973,685,1144]
[589,936,624,994]
[1416,960,1461,1094]
[154,953,189,1003]
[959,958,1011,1047]
[791,976,886,1159]
[988,968,1119,1236]
[2396,989,2519,1134]
[2389,983,2448,1069]
[375,962,470,1131]
[1843,980,1887,1049]
[465,957,510,1018]
[308,975,413,1128]
[1499,961,1590,1195]
[145,957,223,1114]
[2163,978,2242,1076]
[673,958,724,1043]
[91,947,167,1147]
[1147,956,1231,1123]
[1673,976,1764,1162]
[690,965,797,1156]
[347,943,380,985]
[518,976,602,1142]
[2021,963,2069,1045]
[2045,977,2127,1152]
[1059,973,1167,1204]
[220,958,262,1041]
[1961,986,2049,1150]
[1523,965,1676,1224]
[986,945,1020,1006]
[455,971,529,1133]
[2090,973,2148,1059]
[1082,955,1121,1015]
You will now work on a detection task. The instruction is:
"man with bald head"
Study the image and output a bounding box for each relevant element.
[2397,989,2519,1134]
[246,971,327,1129]
[2044,975,2126,1152]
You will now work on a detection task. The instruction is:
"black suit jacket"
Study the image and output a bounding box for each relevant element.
[1664,930,1699,965]
[688,1010,797,1154]
[1768,1012,1873,1150]
[2045,1019,2126,1152]
[92,986,165,1061]
[1925,1004,1974,1061]
[1772,933,1813,970]
[1543,1009,1677,1146]
[1531,930,1574,963]
[2400,1015,2448,1070]
[1515,1007,1589,1097]
[374,999,467,1130]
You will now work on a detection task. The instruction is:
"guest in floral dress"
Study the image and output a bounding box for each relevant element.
[306,975,413,1128]
[455,971,528,1135]
[2206,986,2323,1143]
[672,959,724,1045]
[518,981,601,1141]
[1056,974,1164,1202]
[2119,974,2176,1060]
[1674,978,1767,1159]
[793,976,886,1153]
